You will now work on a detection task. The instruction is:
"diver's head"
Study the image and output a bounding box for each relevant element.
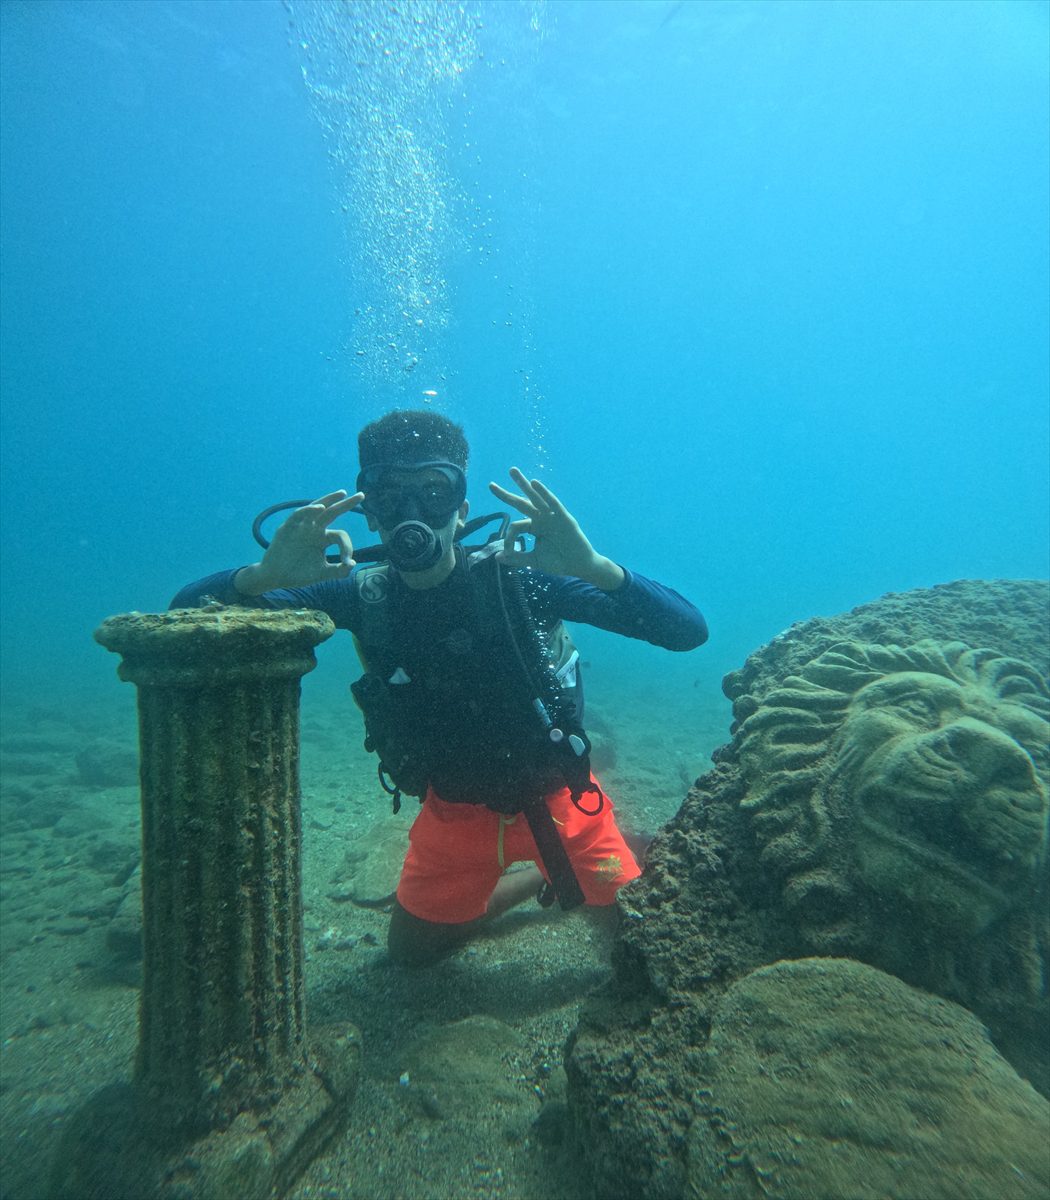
[356,410,470,580]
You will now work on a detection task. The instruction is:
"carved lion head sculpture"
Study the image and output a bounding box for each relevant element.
[734,640,1049,963]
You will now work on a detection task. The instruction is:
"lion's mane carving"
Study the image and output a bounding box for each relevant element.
[734,639,1049,978]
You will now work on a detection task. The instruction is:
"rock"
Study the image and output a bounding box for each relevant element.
[398,1015,533,1126]
[75,740,138,788]
[0,752,63,777]
[11,792,74,829]
[86,839,139,880]
[314,928,357,952]
[589,729,617,773]
[69,886,125,921]
[53,808,112,838]
[51,919,90,937]
[723,579,1050,710]
[730,637,1048,945]
[1,734,71,755]
[105,869,143,961]
[687,959,1050,1200]
[328,815,409,907]
[533,1066,570,1147]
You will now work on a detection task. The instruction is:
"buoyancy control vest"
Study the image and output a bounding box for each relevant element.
[349,542,602,909]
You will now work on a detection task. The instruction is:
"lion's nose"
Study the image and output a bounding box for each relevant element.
[928,718,1047,866]
[929,718,1040,789]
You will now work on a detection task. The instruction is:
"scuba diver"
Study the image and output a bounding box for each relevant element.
[170,409,708,966]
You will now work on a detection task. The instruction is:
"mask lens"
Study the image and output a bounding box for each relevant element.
[357,462,465,525]
[416,477,457,519]
[364,483,407,525]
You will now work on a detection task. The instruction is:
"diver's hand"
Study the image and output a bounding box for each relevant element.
[234,491,363,595]
[488,468,625,590]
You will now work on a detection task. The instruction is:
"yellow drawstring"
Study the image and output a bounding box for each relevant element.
[498,810,564,868]
[497,813,518,868]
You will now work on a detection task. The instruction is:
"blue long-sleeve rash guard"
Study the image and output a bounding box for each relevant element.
[170,563,708,653]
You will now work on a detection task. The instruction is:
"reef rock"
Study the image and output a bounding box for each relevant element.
[327,814,407,908]
[687,958,1049,1200]
[566,580,1050,1200]
[75,738,139,788]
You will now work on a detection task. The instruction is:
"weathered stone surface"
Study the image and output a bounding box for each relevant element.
[398,1015,531,1124]
[52,606,351,1199]
[687,959,1049,1200]
[95,606,336,691]
[49,1027,360,1200]
[731,637,1048,950]
[328,814,408,907]
[723,579,1050,713]
[566,580,1050,1200]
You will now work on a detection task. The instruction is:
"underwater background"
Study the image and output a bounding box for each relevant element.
[2,0,1047,705]
[0,3,1048,1199]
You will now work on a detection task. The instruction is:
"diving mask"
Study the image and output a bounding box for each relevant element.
[356,460,466,527]
[355,460,467,573]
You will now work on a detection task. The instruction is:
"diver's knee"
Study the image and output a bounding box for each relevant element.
[387,902,470,968]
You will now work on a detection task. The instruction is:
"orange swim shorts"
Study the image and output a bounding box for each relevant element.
[395,778,641,925]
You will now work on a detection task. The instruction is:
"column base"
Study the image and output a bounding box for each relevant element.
[48,1026,360,1200]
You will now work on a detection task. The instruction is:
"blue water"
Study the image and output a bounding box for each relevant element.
[1,0,1047,704]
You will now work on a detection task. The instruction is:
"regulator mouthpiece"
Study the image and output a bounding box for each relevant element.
[385,520,444,572]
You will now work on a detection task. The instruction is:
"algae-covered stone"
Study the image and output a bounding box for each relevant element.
[688,958,1050,1200]
[567,580,1050,1200]
[57,606,349,1200]
[328,814,408,907]
[95,606,335,687]
[734,639,1048,946]
[399,1015,533,1125]
[723,579,1050,704]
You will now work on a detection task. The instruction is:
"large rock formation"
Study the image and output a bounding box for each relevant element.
[566,580,1050,1200]
[686,958,1048,1200]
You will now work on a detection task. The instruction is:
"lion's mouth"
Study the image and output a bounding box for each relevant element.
[856,809,1013,910]
[852,728,1046,905]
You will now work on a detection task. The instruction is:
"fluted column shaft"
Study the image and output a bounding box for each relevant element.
[95,607,335,1132]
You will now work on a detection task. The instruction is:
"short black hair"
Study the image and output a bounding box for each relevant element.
[358,409,469,471]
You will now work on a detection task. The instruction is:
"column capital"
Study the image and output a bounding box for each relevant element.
[95,607,335,687]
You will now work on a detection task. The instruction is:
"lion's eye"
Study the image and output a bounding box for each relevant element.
[1009,728,1050,772]
[889,695,936,722]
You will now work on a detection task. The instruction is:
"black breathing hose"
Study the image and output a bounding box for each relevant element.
[250,499,507,565]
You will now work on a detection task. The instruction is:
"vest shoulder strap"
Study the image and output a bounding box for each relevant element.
[353,563,395,667]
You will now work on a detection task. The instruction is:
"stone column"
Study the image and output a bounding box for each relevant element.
[51,607,359,1200]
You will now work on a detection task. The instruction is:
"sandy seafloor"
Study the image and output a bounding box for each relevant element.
[0,657,726,1200]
